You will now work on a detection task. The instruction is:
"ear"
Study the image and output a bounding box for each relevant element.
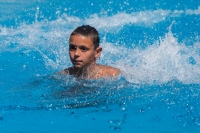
[95,47,102,59]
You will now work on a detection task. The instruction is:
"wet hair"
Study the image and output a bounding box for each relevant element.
[70,25,100,49]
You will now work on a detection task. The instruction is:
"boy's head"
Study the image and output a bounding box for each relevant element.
[69,25,102,69]
[70,25,100,49]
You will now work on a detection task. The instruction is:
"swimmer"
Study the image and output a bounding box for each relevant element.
[60,25,121,79]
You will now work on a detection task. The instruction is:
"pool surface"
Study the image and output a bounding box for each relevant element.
[0,0,200,132]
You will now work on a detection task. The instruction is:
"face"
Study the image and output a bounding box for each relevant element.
[69,35,102,69]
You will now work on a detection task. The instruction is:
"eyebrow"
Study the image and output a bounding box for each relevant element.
[69,43,90,49]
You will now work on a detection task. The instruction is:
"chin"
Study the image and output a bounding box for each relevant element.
[73,65,83,69]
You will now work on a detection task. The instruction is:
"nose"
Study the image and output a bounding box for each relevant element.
[74,48,80,57]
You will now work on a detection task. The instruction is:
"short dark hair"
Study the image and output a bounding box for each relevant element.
[70,25,100,49]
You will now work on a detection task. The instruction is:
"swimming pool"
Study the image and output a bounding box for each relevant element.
[0,0,200,132]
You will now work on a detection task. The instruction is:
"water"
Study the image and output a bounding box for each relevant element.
[0,0,200,132]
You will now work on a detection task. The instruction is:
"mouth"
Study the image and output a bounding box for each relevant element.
[72,60,82,64]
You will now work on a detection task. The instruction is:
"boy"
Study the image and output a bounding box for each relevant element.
[60,25,121,79]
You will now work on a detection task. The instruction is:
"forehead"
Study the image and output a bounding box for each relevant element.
[69,35,93,47]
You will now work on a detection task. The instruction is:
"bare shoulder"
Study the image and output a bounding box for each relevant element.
[98,64,121,78]
[59,67,74,75]
[59,70,67,74]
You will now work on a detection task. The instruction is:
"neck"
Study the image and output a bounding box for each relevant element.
[73,63,99,79]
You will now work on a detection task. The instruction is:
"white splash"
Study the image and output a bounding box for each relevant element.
[0,9,200,84]
[86,9,170,31]
[113,30,200,84]
[186,6,200,15]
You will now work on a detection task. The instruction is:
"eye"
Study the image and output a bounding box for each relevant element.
[80,46,89,52]
[69,45,76,51]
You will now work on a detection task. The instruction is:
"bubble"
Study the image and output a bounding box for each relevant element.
[122,107,126,110]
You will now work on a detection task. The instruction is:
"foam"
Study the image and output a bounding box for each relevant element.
[86,9,170,31]
[115,27,200,84]
[186,6,200,15]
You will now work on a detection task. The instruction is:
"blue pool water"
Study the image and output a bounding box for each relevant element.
[0,0,200,132]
